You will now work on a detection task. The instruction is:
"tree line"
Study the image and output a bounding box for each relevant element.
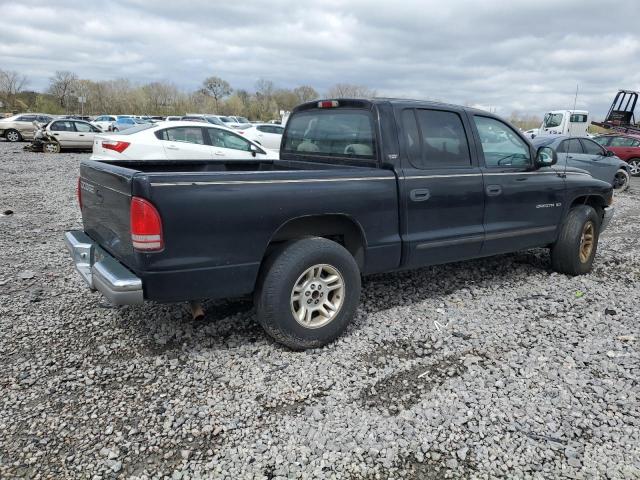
[0,69,375,121]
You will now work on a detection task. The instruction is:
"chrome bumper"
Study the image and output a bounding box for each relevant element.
[601,206,615,232]
[64,230,144,305]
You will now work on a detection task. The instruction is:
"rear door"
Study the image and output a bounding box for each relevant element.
[156,126,213,159]
[49,120,78,147]
[399,106,485,267]
[471,115,565,255]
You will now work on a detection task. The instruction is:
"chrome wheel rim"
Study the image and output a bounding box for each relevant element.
[579,221,595,263]
[629,160,640,176]
[7,131,19,142]
[44,142,59,153]
[290,264,345,329]
[613,170,629,190]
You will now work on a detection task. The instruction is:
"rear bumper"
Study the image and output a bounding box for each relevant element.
[601,206,615,232]
[64,230,143,305]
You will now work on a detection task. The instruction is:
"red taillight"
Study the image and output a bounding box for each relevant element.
[102,140,130,153]
[77,177,82,209]
[130,197,163,251]
[317,100,339,108]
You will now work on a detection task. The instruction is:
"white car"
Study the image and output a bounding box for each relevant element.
[238,123,284,150]
[39,119,102,152]
[91,115,130,132]
[91,121,279,161]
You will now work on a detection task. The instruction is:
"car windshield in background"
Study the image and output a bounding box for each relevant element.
[113,124,155,135]
[283,110,375,159]
[543,113,563,128]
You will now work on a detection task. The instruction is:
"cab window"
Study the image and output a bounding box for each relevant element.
[473,116,530,167]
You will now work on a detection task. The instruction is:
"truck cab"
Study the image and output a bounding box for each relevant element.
[539,110,590,137]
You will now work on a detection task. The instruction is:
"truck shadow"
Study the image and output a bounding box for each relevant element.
[119,249,550,354]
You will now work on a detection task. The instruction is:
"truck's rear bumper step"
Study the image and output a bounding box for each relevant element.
[64,230,144,305]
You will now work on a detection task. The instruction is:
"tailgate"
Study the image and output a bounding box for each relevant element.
[79,161,137,269]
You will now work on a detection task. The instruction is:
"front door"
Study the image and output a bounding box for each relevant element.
[400,107,485,268]
[471,115,565,255]
[49,120,79,147]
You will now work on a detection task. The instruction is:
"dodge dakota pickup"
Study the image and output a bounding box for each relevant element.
[65,98,615,349]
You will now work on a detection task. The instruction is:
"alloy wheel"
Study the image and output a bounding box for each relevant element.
[290,264,345,329]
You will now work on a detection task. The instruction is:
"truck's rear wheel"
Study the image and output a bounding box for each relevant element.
[255,237,361,350]
[550,205,600,275]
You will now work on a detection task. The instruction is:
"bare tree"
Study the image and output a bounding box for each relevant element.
[201,76,232,112]
[48,71,78,109]
[293,85,318,104]
[326,83,375,99]
[0,70,28,109]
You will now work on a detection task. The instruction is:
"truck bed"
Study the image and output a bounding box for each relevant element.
[79,158,401,301]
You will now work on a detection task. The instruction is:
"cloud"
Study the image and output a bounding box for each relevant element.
[0,0,639,118]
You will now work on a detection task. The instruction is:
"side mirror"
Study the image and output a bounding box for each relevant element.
[250,144,265,157]
[535,146,557,168]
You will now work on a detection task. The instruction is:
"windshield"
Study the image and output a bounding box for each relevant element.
[237,117,249,123]
[282,109,376,160]
[543,113,563,128]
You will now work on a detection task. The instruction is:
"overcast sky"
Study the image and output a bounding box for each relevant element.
[1,0,639,118]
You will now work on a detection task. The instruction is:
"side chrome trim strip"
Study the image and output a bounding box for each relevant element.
[484,225,556,241]
[415,225,556,250]
[416,234,484,250]
[150,176,394,187]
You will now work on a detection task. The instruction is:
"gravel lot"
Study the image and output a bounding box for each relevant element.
[0,140,639,479]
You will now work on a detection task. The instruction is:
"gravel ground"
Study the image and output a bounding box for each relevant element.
[0,140,639,479]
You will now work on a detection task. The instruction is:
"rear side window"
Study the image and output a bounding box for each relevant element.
[50,121,75,132]
[610,136,640,147]
[18,115,36,122]
[559,138,583,154]
[156,127,205,144]
[570,114,587,122]
[283,109,375,159]
[412,109,471,168]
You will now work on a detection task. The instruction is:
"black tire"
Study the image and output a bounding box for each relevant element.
[628,158,640,177]
[550,205,600,275]
[5,129,22,142]
[613,168,630,191]
[255,237,361,350]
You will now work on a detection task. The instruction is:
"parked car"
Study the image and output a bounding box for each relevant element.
[67,98,614,350]
[92,115,117,131]
[90,121,278,161]
[532,135,631,191]
[238,123,284,149]
[208,115,244,129]
[181,115,227,127]
[0,113,55,142]
[111,117,150,132]
[33,119,102,153]
[594,133,640,177]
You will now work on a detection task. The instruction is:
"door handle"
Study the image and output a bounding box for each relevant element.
[53,133,59,136]
[486,185,502,196]
[78,134,85,136]
[166,145,179,150]
[214,151,225,156]
[409,188,430,202]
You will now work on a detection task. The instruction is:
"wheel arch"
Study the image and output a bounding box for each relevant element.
[568,194,608,219]
[263,214,367,270]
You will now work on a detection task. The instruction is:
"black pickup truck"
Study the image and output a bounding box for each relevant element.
[65,98,615,349]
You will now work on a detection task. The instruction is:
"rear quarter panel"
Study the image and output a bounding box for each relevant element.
[134,167,400,301]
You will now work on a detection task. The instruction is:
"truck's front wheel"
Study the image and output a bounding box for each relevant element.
[255,237,361,350]
[550,205,601,275]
